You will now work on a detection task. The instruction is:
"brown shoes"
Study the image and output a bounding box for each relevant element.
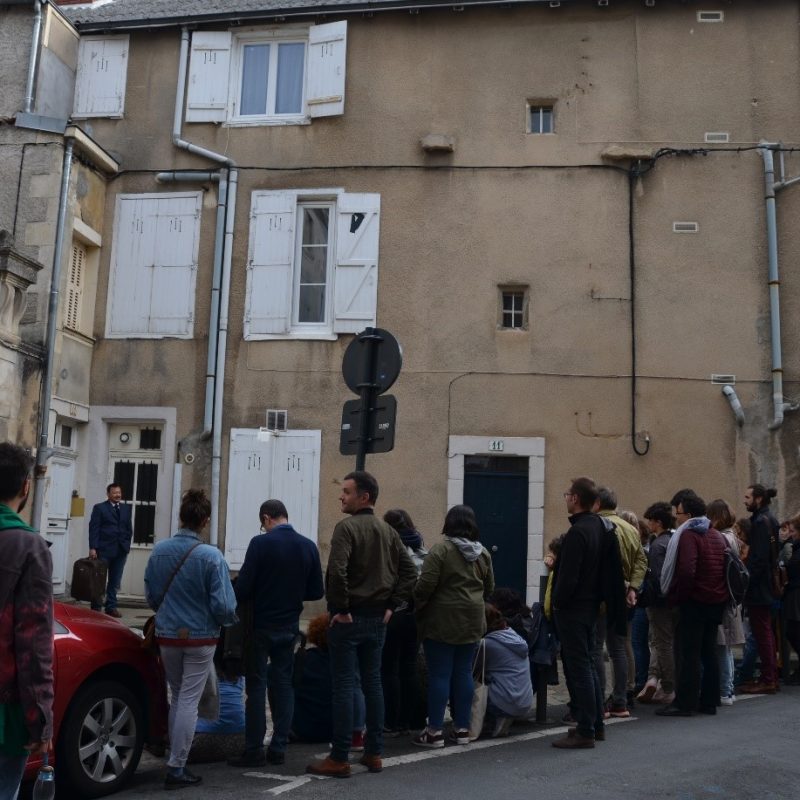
[552,732,595,749]
[738,681,777,695]
[359,754,383,773]
[306,757,351,778]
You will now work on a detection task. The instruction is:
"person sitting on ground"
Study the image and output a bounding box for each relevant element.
[189,662,245,764]
[481,604,534,737]
[291,613,366,748]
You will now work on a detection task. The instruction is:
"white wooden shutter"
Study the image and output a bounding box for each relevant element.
[148,194,201,336]
[333,193,380,333]
[186,31,232,123]
[74,36,129,118]
[270,431,321,543]
[108,196,154,337]
[224,429,273,568]
[306,21,347,118]
[65,243,85,331]
[245,191,296,338]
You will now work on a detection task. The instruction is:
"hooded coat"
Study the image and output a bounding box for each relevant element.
[483,628,534,717]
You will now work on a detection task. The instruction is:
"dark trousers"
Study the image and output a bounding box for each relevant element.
[746,604,777,684]
[381,609,421,731]
[674,601,725,711]
[555,609,603,738]
[631,607,650,689]
[786,619,800,666]
[91,552,127,612]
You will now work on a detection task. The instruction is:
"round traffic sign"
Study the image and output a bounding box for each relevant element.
[342,328,402,395]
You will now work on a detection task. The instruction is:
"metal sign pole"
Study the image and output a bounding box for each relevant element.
[355,328,380,471]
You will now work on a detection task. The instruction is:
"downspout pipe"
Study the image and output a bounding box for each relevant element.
[758,143,798,431]
[722,385,745,427]
[210,167,237,549]
[23,0,44,113]
[30,137,74,532]
[171,26,237,548]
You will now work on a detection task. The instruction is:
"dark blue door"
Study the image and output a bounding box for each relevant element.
[463,456,528,598]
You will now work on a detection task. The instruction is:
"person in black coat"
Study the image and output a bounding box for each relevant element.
[88,482,133,616]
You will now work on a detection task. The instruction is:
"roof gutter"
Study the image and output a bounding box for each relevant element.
[72,0,564,32]
[23,0,44,113]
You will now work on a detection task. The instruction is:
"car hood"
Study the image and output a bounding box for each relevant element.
[56,602,141,641]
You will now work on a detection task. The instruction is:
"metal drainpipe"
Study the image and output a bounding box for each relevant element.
[210,167,237,550]
[171,26,237,547]
[23,0,44,113]
[758,143,797,431]
[722,385,745,427]
[30,138,74,532]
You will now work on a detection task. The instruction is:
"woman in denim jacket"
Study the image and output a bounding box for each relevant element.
[145,489,237,790]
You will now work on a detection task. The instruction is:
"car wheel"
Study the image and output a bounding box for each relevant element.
[57,679,145,798]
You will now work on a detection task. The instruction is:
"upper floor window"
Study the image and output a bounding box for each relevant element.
[186,22,347,125]
[74,35,129,118]
[245,189,380,340]
[106,192,202,339]
[528,103,554,135]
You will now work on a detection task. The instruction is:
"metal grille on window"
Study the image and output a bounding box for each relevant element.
[529,105,554,134]
[113,459,158,545]
[65,244,85,331]
[502,291,525,329]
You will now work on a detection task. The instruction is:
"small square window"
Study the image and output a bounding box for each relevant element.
[500,288,528,330]
[59,424,73,449]
[528,104,554,135]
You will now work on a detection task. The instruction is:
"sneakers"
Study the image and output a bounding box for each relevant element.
[720,695,735,706]
[608,705,630,718]
[227,750,267,768]
[359,754,383,773]
[165,768,202,790]
[451,728,470,745]
[637,678,659,704]
[412,728,445,748]
[305,757,351,778]
[351,730,365,752]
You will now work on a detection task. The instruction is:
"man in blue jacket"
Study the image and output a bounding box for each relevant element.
[228,499,324,768]
[89,482,133,617]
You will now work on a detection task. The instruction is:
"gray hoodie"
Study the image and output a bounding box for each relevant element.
[446,536,485,562]
[483,628,534,717]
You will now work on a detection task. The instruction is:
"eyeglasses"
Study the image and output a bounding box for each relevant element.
[563,492,574,498]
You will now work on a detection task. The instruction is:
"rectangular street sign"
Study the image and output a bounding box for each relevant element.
[339,394,397,455]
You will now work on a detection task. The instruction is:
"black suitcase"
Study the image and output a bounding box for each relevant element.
[71,557,108,605]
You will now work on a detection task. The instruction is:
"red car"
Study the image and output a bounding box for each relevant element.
[24,601,168,797]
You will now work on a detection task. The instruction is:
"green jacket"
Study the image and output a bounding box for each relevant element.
[600,511,648,590]
[325,510,417,615]
[413,538,495,644]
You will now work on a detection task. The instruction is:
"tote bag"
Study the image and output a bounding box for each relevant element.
[468,640,488,741]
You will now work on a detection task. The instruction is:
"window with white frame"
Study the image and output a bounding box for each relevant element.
[73,35,130,118]
[106,192,202,339]
[528,103,554,134]
[499,286,529,330]
[245,190,380,339]
[186,21,347,124]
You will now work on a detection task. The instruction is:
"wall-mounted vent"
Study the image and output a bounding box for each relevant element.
[697,11,724,23]
[704,132,730,143]
[711,374,736,385]
[266,409,288,431]
[673,221,699,234]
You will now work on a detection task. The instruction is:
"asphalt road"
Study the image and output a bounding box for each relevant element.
[83,689,798,800]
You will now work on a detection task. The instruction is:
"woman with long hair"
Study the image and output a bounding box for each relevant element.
[412,505,494,747]
[144,490,237,789]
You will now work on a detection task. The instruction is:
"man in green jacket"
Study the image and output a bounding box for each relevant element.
[306,471,416,779]
[593,486,647,717]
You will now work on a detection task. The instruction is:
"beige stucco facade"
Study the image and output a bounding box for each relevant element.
[12,0,800,600]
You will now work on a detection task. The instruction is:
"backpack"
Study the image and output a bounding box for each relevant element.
[725,547,749,607]
[636,567,663,609]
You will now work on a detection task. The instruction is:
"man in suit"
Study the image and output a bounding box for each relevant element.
[89,482,133,617]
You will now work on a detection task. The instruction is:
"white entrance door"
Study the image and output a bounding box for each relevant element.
[44,456,75,594]
[224,429,321,569]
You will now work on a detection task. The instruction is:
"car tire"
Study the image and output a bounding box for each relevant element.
[57,679,145,798]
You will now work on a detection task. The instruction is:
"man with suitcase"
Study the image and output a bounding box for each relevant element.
[89,482,133,617]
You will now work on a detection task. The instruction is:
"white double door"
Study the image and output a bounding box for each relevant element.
[224,429,321,569]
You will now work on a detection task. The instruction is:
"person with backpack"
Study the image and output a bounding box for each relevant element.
[707,500,745,705]
[738,485,780,695]
[637,502,677,705]
[657,492,728,717]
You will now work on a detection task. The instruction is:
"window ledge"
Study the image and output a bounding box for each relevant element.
[225,116,310,128]
[245,331,338,342]
[105,332,194,340]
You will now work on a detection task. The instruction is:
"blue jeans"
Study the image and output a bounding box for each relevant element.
[92,552,127,612]
[328,615,386,761]
[736,628,758,682]
[718,645,734,698]
[631,607,650,689]
[0,752,28,800]
[246,627,297,754]
[422,639,479,731]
